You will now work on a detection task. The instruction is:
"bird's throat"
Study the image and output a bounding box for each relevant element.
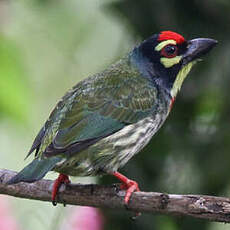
[170,62,195,98]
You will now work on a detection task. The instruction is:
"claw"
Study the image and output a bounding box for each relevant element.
[112,172,140,205]
[113,172,141,218]
[51,174,70,205]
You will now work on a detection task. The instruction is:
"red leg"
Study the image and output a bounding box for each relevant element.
[113,172,140,204]
[52,174,70,205]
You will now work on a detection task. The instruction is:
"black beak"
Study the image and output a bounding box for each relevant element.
[182,38,218,65]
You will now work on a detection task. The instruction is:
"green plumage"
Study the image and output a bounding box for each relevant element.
[8,32,217,184]
[33,57,169,177]
[10,56,169,182]
[8,157,61,184]
[45,58,157,150]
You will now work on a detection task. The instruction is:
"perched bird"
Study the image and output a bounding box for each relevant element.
[8,31,217,205]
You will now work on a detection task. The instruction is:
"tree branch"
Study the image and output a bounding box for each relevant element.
[1,169,230,222]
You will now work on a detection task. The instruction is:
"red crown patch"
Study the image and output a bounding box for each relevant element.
[158,31,185,44]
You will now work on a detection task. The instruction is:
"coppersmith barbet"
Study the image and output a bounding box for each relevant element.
[8,31,217,205]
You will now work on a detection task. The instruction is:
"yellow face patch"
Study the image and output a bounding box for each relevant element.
[155,40,176,51]
[160,56,182,68]
[155,40,182,68]
[170,62,196,97]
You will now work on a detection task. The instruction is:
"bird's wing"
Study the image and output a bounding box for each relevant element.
[29,67,157,158]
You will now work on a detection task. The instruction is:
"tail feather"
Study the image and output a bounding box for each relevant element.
[7,157,62,184]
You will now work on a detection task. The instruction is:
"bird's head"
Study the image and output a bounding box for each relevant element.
[132,31,217,98]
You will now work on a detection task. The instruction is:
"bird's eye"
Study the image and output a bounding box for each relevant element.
[161,45,178,58]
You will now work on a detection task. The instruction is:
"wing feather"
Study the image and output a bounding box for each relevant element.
[28,60,158,158]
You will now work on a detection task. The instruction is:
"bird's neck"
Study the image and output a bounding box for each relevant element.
[129,48,173,100]
[129,48,156,82]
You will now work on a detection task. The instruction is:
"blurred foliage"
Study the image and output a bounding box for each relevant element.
[0,1,130,229]
[99,0,230,230]
[0,36,29,122]
[1,0,230,230]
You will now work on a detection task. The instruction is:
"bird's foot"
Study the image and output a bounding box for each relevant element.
[113,172,141,219]
[112,172,140,204]
[120,180,140,204]
[52,174,70,206]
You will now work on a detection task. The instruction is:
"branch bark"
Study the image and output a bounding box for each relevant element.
[1,169,230,223]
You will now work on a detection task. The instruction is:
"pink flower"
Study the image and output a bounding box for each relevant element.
[60,206,104,230]
[0,196,19,230]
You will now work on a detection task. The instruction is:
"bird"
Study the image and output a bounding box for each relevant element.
[8,31,217,206]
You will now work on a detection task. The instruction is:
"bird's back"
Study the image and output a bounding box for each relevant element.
[27,56,171,176]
